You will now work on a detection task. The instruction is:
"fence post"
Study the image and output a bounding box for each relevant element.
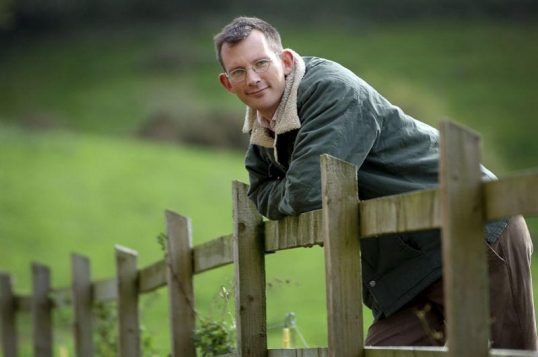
[72,254,93,357]
[439,121,489,357]
[115,245,140,357]
[165,210,196,357]
[0,273,17,357]
[32,263,52,357]
[232,181,266,356]
[320,155,363,357]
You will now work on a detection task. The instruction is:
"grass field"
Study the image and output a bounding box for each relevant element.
[1,122,537,355]
[0,124,336,354]
[1,20,537,171]
[1,19,537,355]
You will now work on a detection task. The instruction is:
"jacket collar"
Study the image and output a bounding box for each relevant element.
[242,50,306,148]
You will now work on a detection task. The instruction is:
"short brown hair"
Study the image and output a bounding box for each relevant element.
[213,16,283,69]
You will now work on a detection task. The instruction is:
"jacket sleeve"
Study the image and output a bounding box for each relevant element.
[245,74,382,220]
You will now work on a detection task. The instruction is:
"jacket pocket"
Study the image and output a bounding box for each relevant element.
[361,234,424,277]
[397,235,423,255]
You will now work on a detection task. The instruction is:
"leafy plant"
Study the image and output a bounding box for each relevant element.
[193,283,236,355]
[193,317,235,356]
[93,295,161,357]
[93,302,117,357]
[160,230,236,356]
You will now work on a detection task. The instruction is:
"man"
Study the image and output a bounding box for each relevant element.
[214,16,537,349]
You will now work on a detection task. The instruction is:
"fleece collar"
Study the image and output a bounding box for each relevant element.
[242,50,306,150]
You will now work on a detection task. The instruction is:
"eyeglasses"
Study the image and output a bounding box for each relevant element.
[226,58,272,83]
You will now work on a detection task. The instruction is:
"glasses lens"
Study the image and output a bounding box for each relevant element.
[229,69,246,82]
[254,59,271,73]
[227,59,271,82]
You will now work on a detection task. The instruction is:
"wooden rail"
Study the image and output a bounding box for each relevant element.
[1,120,537,357]
[265,347,538,357]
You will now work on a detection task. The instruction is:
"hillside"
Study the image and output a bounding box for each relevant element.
[1,21,537,171]
[0,124,333,352]
[1,20,537,353]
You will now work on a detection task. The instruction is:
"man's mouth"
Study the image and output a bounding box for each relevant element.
[247,87,268,96]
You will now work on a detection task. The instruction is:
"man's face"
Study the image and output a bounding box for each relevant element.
[219,30,293,120]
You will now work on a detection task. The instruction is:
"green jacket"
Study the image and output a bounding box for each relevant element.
[244,56,507,319]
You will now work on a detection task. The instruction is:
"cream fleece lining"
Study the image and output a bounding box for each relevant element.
[242,50,306,162]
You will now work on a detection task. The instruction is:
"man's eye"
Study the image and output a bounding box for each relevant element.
[255,60,270,68]
[230,69,246,77]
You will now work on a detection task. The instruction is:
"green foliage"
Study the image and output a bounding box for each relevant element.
[194,318,235,356]
[191,277,314,354]
[140,325,159,357]
[1,21,538,351]
[159,230,236,355]
[0,0,14,28]
[156,232,168,254]
[6,1,538,32]
[93,296,161,357]
[93,302,118,357]
[1,22,537,171]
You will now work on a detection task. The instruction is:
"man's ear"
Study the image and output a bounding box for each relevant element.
[219,73,233,92]
[281,50,294,76]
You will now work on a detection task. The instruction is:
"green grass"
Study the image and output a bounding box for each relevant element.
[0,124,341,354]
[286,21,538,173]
[1,123,538,355]
[1,20,538,354]
[1,21,537,171]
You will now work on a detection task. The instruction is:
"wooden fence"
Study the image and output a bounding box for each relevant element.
[1,121,538,357]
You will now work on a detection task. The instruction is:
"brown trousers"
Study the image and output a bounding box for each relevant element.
[365,215,537,350]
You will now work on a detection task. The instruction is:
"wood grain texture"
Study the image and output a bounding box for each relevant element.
[14,294,31,312]
[484,172,538,220]
[237,346,538,357]
[360,189,440,237]
[193,234,234,273]
[32,263,53,357]
[489,349,538,357]
[165,210,196,357]
[92,277,117,302]
[0,273,18,357]
[269,347,537,357]
[116,245,140,357]
[265,210,324,252]
[232,181,267,356]
[72,254,94,357]
[320,155,363,357]
[138,259,166,293]
[439,121,489,357]
[268,348,329,356]
[365,346,446,357]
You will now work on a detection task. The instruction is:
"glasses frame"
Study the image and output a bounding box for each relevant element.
[226,58,273,83]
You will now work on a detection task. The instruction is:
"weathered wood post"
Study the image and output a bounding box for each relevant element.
[72,254,93,357]
[320,154,363,357]
[232,181,266,356]
[439,121,489,357]
[32,263,53,357]
[115,245,140,357]
[0,272,18,357]
[165,210,196,357]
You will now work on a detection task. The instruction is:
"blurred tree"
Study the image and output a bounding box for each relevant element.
[0,0,14,29]
[2,0,537,33]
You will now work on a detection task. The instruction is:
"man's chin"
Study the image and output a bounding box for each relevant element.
[246,100,270,111]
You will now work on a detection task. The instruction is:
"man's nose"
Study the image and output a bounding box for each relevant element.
[245,68,261,85]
